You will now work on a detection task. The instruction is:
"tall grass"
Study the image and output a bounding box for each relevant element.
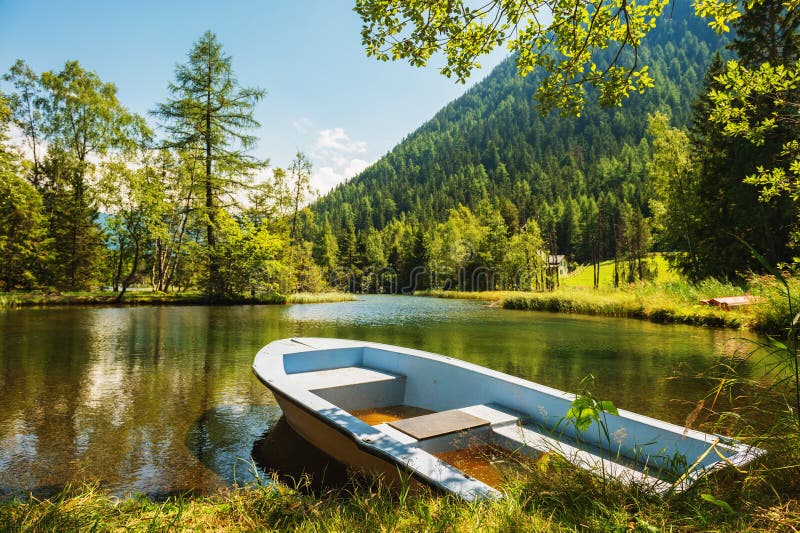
[3,454,797,532]
[419,274,800,332]
[286,292,358,304]
[419,279,752,329]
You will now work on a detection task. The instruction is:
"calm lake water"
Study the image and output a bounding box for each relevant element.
[0,295,759,499]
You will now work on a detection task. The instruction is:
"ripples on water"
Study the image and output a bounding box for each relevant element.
[0,295,759,499]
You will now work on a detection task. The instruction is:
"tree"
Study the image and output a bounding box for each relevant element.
[214,211,288,297]
[288,151,314,247]
[154,31,266,298]
[355,0,660,113]
[0,94,50,290]
[3,61,45,188]
[5,60,148,290]
[703,1,800,244]
[426,205,487,290]
[99,155,166,300]
[684,2,800,275]
[316,213,339,275]
[647,112,701,277]
[503,218,545,290]
[148,148,200,293]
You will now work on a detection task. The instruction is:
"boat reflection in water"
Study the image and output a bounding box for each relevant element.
[251,417,351,493]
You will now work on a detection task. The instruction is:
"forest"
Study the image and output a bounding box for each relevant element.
[312,1,799,291]
[1,2,798,299]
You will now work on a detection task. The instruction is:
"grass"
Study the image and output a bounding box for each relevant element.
[0,290,356,308]
[563,254,680,288]
[2,441,799,532]
[416,256,799,332]
[417,281,750,329]
[287,292,358,304]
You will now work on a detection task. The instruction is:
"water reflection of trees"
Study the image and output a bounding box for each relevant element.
[0,306,282,498]
[0,300,769,498]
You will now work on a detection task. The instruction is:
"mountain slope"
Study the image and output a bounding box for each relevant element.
[309,5,727,272]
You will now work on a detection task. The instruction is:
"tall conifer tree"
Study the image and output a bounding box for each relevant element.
[154,31,265,298]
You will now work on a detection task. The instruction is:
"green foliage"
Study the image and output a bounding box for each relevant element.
[701,0,800,249]
[3,60,150,291]
[701,493,736,515]
[355,0,662,114]
[154,31,266,298]
[0,95,51,290]
[314,6,724,286]
[0,34,326,300]
[212,211,289,297]
[647,112,699,275]
[565,379,619,434]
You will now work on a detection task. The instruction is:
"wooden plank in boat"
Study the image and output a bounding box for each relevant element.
[389,409,489,440]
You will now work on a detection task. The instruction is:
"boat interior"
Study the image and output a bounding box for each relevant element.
[275,342,749,492]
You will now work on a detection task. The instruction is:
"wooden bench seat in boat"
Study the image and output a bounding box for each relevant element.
[389,409,490,440]
[371,404,523,446]
[459,403,522,427]
[385,403,524,441]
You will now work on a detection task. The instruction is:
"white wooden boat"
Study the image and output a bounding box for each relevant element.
[252,338,764,500]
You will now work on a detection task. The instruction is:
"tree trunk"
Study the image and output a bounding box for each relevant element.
[113,240,125,292]
[115,237,140,303]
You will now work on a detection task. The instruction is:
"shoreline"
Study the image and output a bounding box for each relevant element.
[414,287,769,331]
[0,291,357,308]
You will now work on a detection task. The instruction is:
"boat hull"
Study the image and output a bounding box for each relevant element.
[253,337,765,498]
[269,387,420,490]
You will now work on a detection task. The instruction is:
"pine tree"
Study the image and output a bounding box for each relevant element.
[686,0,800,277]
[731,0,800,67]
[154,31,265,298]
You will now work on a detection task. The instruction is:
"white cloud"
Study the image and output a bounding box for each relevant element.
[314,127,367,155]
[309,127,371,194]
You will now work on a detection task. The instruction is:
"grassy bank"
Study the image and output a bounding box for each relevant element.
[417,275,797,333]
[0,290,356,308]
[2,442,798,532]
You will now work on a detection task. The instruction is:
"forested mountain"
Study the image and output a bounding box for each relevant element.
[309,4,729,289]
[4,4,790,298]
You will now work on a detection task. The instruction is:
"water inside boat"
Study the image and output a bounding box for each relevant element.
[434,444,542,488]
[350,405,434,426]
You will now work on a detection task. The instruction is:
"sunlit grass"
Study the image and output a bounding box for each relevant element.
[563,253,680,288]
[3,447,799,532]
[286,292,358,304]
[417,273,788,331]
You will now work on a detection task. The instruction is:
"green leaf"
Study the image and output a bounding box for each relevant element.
[769,336,789,351]
[701,493,735,515]
[597,400,619,415]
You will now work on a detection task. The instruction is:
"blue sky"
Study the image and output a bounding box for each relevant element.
[0,0,507,193]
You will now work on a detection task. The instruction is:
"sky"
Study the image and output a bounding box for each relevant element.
[0,0,508,194]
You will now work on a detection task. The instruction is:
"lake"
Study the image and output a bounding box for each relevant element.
[0,295,758,499]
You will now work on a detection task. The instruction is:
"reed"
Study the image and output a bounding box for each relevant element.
[286,292,358,304]
[417,277,782,330]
